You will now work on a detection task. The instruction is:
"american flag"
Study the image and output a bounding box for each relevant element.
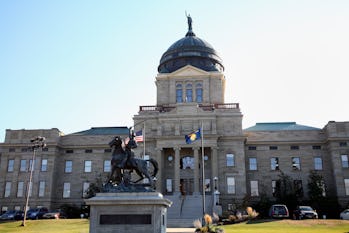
[135,130,144,142]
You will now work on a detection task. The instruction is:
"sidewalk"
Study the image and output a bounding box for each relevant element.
[167,228,195,233]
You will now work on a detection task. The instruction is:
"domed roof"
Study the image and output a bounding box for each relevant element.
[158,16,224,73]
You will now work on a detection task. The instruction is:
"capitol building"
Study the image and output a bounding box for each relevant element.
[0,18,348,224]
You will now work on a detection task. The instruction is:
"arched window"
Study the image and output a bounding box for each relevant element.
[196,83,203,103]
[186,83,193,102]
[176,84,183,103]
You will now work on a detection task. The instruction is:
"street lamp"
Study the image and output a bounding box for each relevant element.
[21,136,46,227]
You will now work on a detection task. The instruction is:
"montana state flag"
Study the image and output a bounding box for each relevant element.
[185,128,201,144]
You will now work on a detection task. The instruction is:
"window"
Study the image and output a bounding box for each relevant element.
[41,159,48,171]
[84,161,92,172]
[314,157,323,170]
[250,180,259,196]
[181,156,194,169]
[176,84,183,103]
[63,183,71,198]
[227,177,235,194]
[291,145,299,150]
[312,145,321,150]
[66,149,74,153]
[166,179,172,193]
[104,160,111,172]
[5,182,11,197]
[7,159,14,172]
[292,157,301,170]
[39,181,45,197]
[85,149,92,153]
[65,161,73,173]
[226,154,235,167]
[29,159,34,171]
[272,180,276,196]
[196,83,203,103]
[248,146,256,150]
[9,148,15,152]
[185,83,193,102]
[28,181,33,197]
[205,179,211,192]
[341,155,349,168]
[249,158,257,170]
[340,142,347,147]
[104,148,112,153]
[17,182,24,197]
[294,180,303,197]
[20,160,27,172]
[271,157,279,170]
[269,146,278,150]
[82,182,90,198]
[345,179,349,195]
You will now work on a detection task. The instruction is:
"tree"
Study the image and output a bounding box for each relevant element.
[274,172,297,208]
[307,170,325,201]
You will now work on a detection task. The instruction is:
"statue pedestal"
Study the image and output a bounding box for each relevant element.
[85,192,172,233]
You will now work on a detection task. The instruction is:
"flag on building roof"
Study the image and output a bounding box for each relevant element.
[135,130,144,142]
[185,128,201,144]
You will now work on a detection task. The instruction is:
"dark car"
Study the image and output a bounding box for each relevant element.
[269,204,289,218]
[42,209,67,219]
[293,206,318,220]
[0,210,23,220]
[26,207,49,220]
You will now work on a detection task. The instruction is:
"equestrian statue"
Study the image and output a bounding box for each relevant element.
[107,128,158,188]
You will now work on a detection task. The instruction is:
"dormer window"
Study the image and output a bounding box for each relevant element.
[196,83,203,103]
[185,83,193,102]
[176,83,183,103]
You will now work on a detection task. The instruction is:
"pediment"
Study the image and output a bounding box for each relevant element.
[171,65,209,77]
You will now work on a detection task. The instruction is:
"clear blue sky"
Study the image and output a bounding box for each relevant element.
[1,0,348,142]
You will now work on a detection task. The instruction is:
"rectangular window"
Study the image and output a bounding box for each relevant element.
[226,154,235,167]
[20,160,27,172]
[314,157,323,170]
[166,179,172,193]
[345,179,349,195]
[85,149,92,153]
[82,182,90,198]
[248,146,256,150]
[341,155,349,168]
[269,146,278,150]
[5,182,11,197]
[84,161,92,173]
[29,159,34,171]
[292,157,301,170]
[66,149,74,154]
[41,159,48,171]
[291,145,299,150]
[63,183,71,198]
[65,161,72,173]
[250,180,259,196]
[312,145,321,150]
[272,180,276,197]
[340,142,347,147]
[7,160,14,172]
[227,177,235,194]
[103,160,111,172]
[205,179,211,192]
[249,158,257,170]
[28,181,33,197]
[17,182,24,197]
[39,181,45,197]
[271,157,279,170]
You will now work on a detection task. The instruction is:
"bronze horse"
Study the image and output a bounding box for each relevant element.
[108,136,158,187]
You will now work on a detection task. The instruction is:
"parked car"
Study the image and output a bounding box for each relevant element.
[0,210,24,220]
[42,209,67,219]
[26,207,49,220]
[340,209,349,220]
[293,206,318,219]
[269,204,289,218]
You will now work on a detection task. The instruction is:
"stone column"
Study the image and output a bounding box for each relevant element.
[155,148,163,192]
[174,147,181,194]
[193,147,200,195]
[211,147,218,189]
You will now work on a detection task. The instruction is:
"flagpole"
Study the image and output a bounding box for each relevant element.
[201,121,206,218]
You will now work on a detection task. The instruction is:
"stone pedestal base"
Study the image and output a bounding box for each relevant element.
[85,192,172,233]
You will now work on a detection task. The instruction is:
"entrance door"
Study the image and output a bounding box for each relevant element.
[180,178,194,195]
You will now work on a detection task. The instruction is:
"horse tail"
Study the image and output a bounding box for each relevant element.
[148,158,158,178]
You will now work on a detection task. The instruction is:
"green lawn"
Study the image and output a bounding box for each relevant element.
[0,219,348,233]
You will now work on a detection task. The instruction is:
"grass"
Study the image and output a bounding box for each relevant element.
[0,219,348,233]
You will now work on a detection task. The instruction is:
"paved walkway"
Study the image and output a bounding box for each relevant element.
[166,228,195,233]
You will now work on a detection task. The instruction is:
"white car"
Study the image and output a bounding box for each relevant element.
[340,209,349,220]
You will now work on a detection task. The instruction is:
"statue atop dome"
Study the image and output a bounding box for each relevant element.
[186,13,193,31]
